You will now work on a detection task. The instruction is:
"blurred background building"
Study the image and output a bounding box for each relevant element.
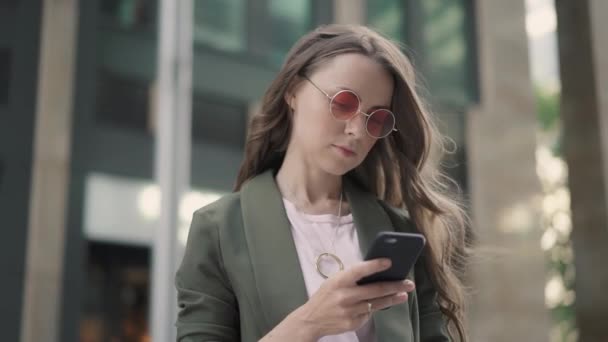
[1,0,606,341]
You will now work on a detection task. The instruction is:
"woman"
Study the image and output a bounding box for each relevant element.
[176,24,468,341]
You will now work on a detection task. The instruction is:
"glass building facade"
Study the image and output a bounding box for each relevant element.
[3,1,477,340]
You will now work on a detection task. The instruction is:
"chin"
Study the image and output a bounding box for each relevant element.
[320,160,360,176]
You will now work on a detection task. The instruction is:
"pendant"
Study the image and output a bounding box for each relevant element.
[315,252,345,279]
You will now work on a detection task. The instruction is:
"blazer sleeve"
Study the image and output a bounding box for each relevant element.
[175,207,239,341]
[415,256,451,342]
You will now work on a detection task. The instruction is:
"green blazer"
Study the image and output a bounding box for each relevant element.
[175,170,449,341]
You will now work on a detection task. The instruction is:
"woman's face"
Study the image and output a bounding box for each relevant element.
[286,53,394,175]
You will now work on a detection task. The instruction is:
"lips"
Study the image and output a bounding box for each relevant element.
[333,144,356,156]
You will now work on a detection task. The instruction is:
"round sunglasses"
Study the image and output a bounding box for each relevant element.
[304,76,397,138]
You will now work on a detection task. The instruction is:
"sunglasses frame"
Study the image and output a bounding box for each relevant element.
[303,76,398,139]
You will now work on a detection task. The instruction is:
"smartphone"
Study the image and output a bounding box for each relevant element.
[356,231,426,285]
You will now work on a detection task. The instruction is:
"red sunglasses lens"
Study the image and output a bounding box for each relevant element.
[331,91,359,120]
[367,109,394,137]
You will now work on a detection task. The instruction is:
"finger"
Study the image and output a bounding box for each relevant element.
[404,279,415,292]
[376,292,409,311]
[355,292,409,315]
[339,258,391,285]
[351,279,415,301]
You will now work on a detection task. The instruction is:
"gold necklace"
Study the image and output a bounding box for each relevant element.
[285,189,346,278]
[315,191,344,279]
[310,191,345,279]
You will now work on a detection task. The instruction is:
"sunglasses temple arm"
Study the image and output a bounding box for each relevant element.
[305,76,333,100]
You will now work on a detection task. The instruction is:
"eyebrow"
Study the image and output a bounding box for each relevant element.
[334,86,392,111]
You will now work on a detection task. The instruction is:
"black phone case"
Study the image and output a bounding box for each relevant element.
[356,232,426,285]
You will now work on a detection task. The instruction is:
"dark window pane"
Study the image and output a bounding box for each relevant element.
[0,158,4,192]
[267,0,311,65]
[96,69,149,131]
[192,94,246,148]
[367,0,476,106]
[99,0,155,31]
[81,241,150,341]
[0,48,10,105]
[420,0,470,105]
[0,0,18,10]
[194,0,246,52]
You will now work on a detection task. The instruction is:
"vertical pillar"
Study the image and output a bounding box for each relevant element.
[150,0,193,341]
[467,0,549,340]
[334,0,366,24]
[556,0,608,340]
[20,0,78,341]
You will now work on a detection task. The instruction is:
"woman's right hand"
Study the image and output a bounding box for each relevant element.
[289,258,416,340]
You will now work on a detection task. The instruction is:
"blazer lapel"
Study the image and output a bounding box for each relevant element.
[240,170,309,332]
[344,178,415,341]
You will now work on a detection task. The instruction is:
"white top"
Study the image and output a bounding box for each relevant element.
[283,198,376,342]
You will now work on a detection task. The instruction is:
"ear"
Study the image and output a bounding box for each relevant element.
[284,92,295,112]
[284,76,303,112]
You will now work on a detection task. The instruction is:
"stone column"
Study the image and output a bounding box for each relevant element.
[466,0,550,341]
[555,0,608,340]
[20,0,78,341]
[334,0,365,25]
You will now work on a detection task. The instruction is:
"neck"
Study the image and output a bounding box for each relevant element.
[275,147,342,209]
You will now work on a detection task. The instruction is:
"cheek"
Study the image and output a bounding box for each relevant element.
[361,137,378,155]
[353,138,378,164]
[290,113,330,151]
[295,104,338,138]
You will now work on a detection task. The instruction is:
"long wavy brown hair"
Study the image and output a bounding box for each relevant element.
[234,24,469,341]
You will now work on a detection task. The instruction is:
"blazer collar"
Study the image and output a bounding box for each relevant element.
[240,170,414,340]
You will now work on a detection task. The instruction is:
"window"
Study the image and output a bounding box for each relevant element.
[83,172,228,246]
[266,0,311,64]
[419,0,472,105]
[194,0,247,53]
[99,0,156,32]
[191,93,247,148]
[367,0,405,42]
[0,0,19,10]
[367,0,478,107]
[95,0,158,132]
[96,69,150,131]
[81,242,150,341]
[194,0,314,66]
[0,48,10,105]
[0,158,4,192]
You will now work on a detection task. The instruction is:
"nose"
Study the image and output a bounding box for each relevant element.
[344,111,367,138]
